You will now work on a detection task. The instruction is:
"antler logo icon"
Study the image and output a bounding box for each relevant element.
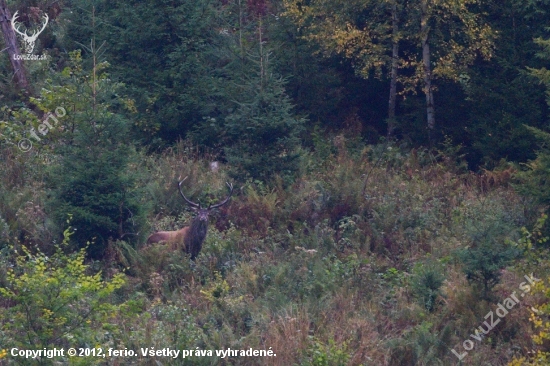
[11,11,49,54]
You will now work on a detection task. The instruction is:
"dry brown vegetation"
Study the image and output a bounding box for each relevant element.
[1,138,548,365]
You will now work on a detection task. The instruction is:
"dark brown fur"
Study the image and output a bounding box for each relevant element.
[184,217,208,260]
[146,179,233,260]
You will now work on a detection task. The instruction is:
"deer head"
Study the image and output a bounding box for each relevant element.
[178,177,233,220]
[11,11,49,54]
[146,178,233,260]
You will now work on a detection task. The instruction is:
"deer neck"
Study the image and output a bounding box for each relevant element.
[184,217,208,259]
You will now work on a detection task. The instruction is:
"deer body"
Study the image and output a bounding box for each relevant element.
[146,227,189,249]
[146,179,232,260]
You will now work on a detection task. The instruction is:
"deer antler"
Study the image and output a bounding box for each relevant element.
[178,177,201,209]
[208,182,233,209]
[178,177,233,210]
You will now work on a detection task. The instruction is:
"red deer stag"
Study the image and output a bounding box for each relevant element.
[146,178,233,259]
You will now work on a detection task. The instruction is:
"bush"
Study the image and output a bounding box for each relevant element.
[457,239,519,299]
[453,190,523,299]
[411,261,445,312]
[302,337,350,366]
[0,231,125,362]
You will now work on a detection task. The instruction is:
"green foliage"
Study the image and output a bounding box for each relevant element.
[531,34,550,107]
[0,135,534,365]
[513,214,549,270]
[4,0,550,364]
[45,51,147,257]
[284,0,495,136]
[512,34,550,223]
[461,0,550,167]
[457,238,519,299]
[200,271,231,303]
[0,231,125,359]
[382,267,406,287]
[223,67,305,184]
[63,0,219,142]
[452,187,524,298]
[302,337,350,366]
[524,215,549,248]
[193,34,306,185]
[411,261,445,312]
[117,298,204,365]
[0,141,56,249]
[508,276,550,365]
[515,126,550,216]
[0,106,36,153]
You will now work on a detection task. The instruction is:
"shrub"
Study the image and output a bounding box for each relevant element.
[457,238,519,299]
[453,190,523,299]
[0,231,125,361]
[515,126,550,233]
[508,276,550,365]
[301,337,350,366]
[411,261,445,312]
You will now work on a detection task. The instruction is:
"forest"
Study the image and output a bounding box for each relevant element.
[1,0,550,365]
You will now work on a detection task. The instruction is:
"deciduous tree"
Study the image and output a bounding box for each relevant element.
[283,0,494,133]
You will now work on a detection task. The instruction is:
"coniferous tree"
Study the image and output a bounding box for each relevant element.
[514,35,550,233]
[458,0,549,166]
[62,0,219,143]
[223,48,305,184]
[45,51,146,258]
[191,1,305,184]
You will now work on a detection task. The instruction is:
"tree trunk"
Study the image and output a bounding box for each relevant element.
[0,0,30,91]
[388,0,399,137]
[420,0,435,130]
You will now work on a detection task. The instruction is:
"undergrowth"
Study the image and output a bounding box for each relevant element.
[0,137,546,365]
